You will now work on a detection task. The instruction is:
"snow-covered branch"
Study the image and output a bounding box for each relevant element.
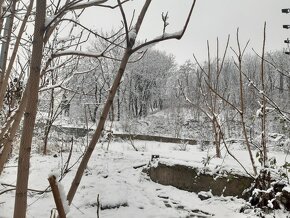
[53,50,104,59]
[39,67,96,92]
[131,0,196,53]
[44,0,129,44]
[242,71,290,122]
[67,0,107,11]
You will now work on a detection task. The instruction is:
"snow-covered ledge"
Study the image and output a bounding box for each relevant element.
[144,160,254,199]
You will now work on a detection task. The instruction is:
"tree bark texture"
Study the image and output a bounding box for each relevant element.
[13,0,46,217]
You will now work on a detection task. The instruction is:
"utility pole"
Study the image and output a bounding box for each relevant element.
[282,8,290,54]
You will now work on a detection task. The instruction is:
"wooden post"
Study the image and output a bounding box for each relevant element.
[48,175,66,218]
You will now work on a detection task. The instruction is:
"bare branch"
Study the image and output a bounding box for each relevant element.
[205,79,242,114]
[39,67,97,92]
[161,11,169,36]
[252,49,290,79]
[241,67,290,122]
[192,53,208,76]
[242,39,250,57]
[58,18,126,49]
[217,34,230,75]
[98,0,129,9]
[117,0,130,47]
[44,0,129,44]
[131,0,197,53]
[211,113,255,179]
[53,50,104,59]
[66,0,107,11]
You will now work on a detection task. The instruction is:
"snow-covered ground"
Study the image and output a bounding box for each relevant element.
[1,140,290,217]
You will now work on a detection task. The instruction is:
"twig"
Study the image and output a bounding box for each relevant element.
[0,188,16,195]
[1,183,50,194]
[97,194,100,218]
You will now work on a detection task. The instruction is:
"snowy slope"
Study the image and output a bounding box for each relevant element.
[1,140,289,217]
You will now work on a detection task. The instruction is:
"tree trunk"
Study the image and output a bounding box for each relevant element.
[43,88,54,155]
[43,122,52,155]
[0,89,28,174]
[0,0,5,34]
[0,0,31,112]
[213,120,221,158]
[67,49,131,204]
[260,22,267,167]
[0,0,15,110]
[13,0,46,216]
[117,88,120,121]
[279,73,284,94]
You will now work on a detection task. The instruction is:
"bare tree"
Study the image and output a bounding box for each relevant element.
[207,29,257,175]
[180,36,230,158]
[259,22,267,166]
[126,49,174,117]
[66,0,197,205]
[202,37,230,158]
[10,0,130,216]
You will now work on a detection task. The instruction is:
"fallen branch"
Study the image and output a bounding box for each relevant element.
[1,183,50,194]
[133,163,147,169]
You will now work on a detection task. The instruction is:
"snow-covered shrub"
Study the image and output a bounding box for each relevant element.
[174,141,188,151]
[243,169,290,212]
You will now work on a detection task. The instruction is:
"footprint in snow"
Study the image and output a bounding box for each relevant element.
[156,190,214,217]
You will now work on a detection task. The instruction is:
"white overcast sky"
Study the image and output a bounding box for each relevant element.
[80,0,290,64]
